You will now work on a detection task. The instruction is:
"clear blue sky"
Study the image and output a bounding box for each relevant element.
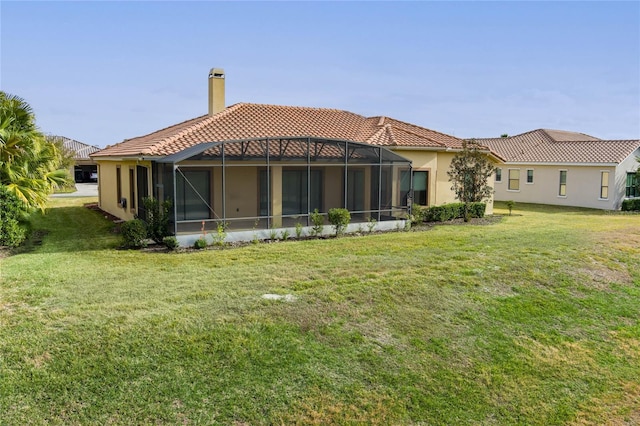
[1,1,638,148]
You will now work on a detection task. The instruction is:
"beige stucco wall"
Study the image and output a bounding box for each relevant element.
[391,149,495,215]
[493,164,621,210]
[95,159,152,221]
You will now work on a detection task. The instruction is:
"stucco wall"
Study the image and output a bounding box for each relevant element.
[96,159,152,221]
[393,149,495,215]
[493,164,620,210]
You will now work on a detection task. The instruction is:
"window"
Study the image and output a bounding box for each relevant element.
[495,168,502,183]
[129,168,136,210]
[600,171,609,199]
[413,171,429,205]
[508,169,520,191]
[116,166,122,205]
[282,169,322,215]
[627,172,639,198]
[526,169,534,184]
[399,170,429,206]
[259,170,270,216]
[176,170,211,220]
[559,170,567,196]
[347,169,365,211]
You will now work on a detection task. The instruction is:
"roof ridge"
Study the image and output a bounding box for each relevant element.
[387,123,446,147]
[365,126,388,144]
[541,128,601,141]
[240,102,367,118]
[380,116,465,143]
[385,124,398,146]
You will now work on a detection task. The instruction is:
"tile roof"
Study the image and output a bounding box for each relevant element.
[52,136,101,159]
[475,129,640,164]
[93,103,476,158]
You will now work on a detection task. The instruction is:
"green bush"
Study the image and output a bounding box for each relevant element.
[162,236,179,250]
[468,202,486,218]
[121,219,148,248]
[142,197,172,244]
[309,209,324,237]
[411,205,426,224]
[328,208,351,236]
[621,198,640,211]
[0,186,28,247]
[194,238,207,249]
[422,202,486,222]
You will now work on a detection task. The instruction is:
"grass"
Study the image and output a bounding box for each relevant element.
[1,199,639,424]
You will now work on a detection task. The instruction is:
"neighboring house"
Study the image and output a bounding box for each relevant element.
[57,136,101,182]
[477,129,640,210]
[91,69,500,244]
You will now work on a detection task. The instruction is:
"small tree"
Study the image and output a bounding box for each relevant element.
[142,197,172,244]
[505,200,515,216]
[447,140,495,222]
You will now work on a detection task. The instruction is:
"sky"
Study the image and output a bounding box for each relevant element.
[1,1,639,148]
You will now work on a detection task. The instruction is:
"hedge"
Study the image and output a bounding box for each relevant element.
[0,186,28,247]
[621,198,640,211]
[419,202,486,222]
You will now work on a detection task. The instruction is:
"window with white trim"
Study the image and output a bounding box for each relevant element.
[508,169,520,191]
[526,169,534,184]
[559,170,567,196]
[495,168,502,183]
[600,171,609,199]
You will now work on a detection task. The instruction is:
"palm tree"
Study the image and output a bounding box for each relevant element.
[0,92,71,211]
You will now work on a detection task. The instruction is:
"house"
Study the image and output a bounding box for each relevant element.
[92,69,501,244]
[56,136,100,182]
[476,129,640,210]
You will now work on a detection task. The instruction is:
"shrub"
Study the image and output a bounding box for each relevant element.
[309,209,324,237]
[295,222,304,238]
[0,187,28,247]
[194,238,207,249]
[142,197,172,244]
[621,198,640,211]
[411,206,426,224]
[162,236,179,250]
[468,202,486,218]
[422,202,486,222]
[328,208,351,236]
[506,200,515,216]
[121,219,148,248]
[367,217,377,233]
[212,222,227,246]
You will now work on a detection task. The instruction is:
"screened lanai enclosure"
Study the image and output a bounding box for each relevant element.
[154,137,412,242]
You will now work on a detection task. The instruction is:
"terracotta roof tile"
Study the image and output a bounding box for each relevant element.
[93,103,476,158]
[476,129,640,164]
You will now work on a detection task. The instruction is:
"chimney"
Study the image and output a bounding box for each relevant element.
[208,68,225,116]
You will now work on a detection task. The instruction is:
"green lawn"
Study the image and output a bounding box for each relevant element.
[1,199,639,425]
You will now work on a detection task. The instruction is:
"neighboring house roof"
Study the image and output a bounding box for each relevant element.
[54,136,101,160]
[476,129,640,164]
[93,103,486,158]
